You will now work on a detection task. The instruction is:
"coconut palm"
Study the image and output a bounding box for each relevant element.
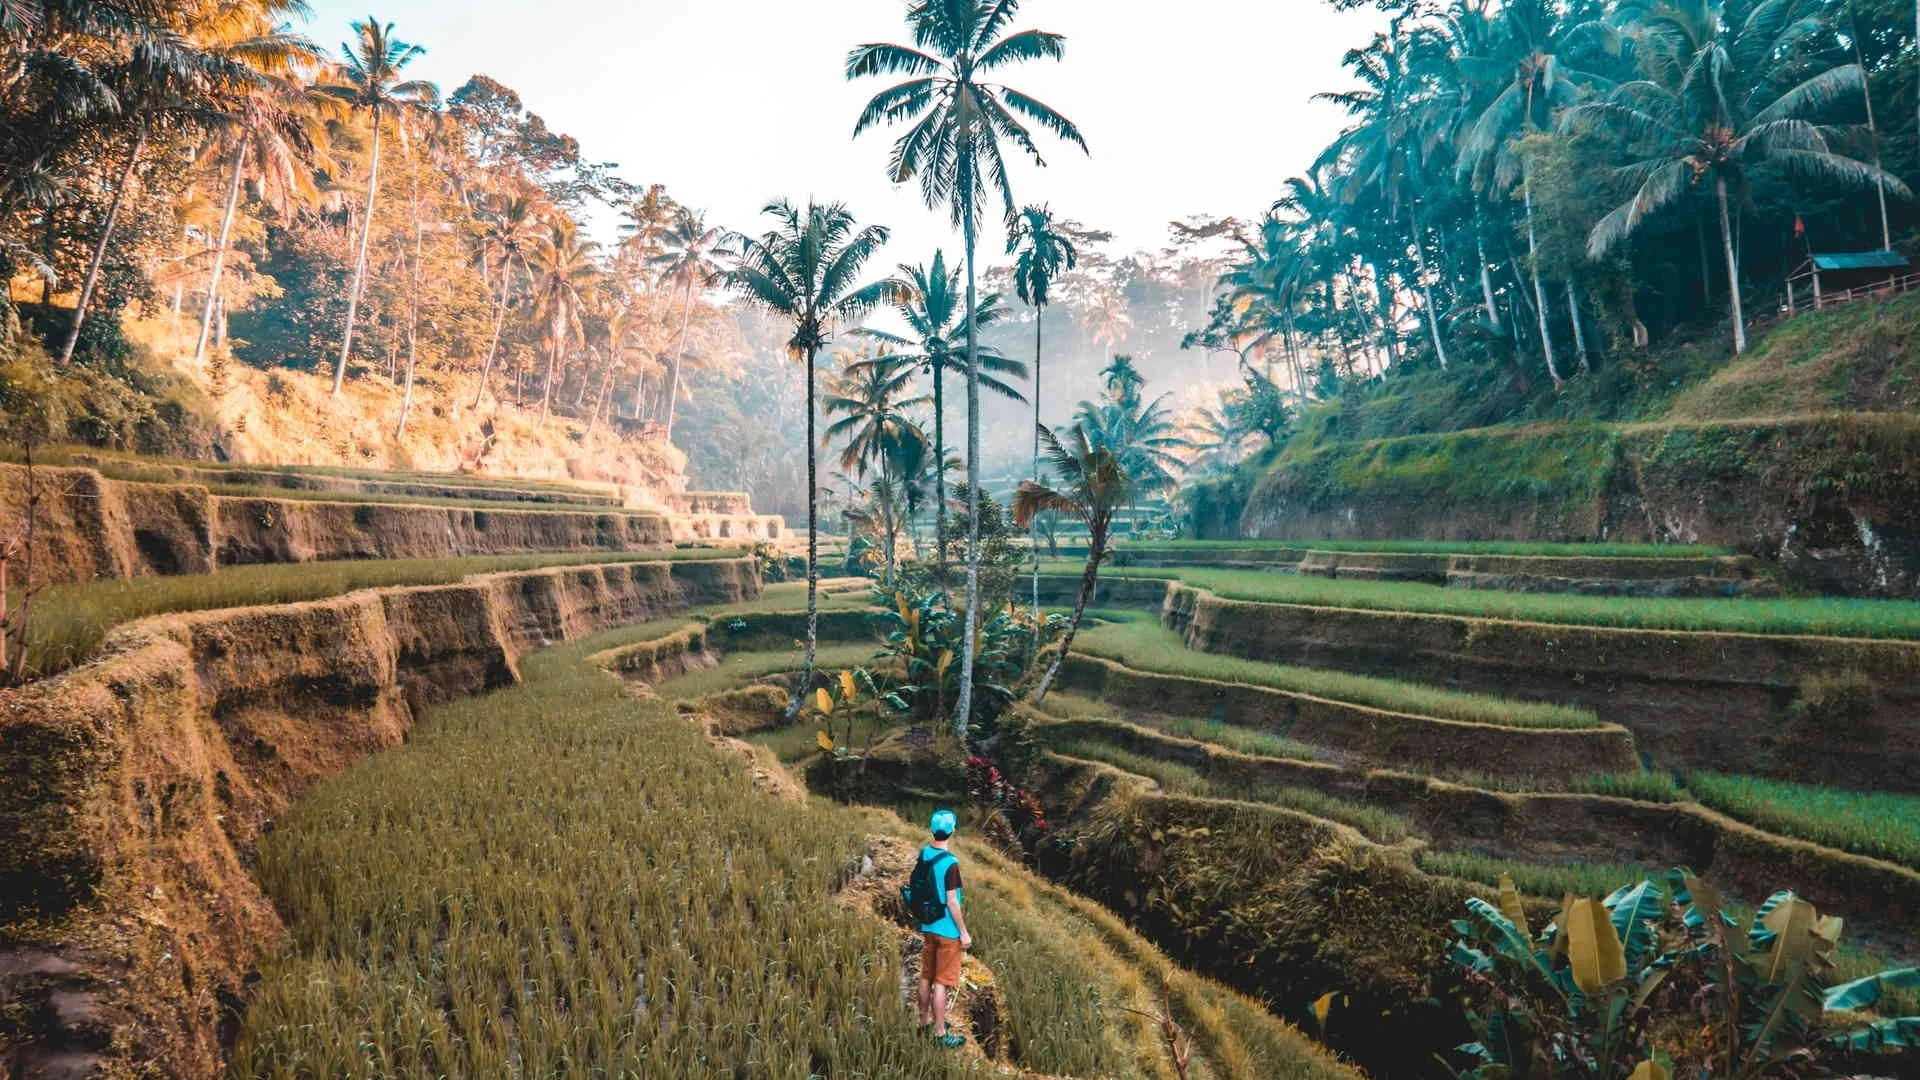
[469,193,540,408]
[1080,285,1132,363]
[1007,203,1076,626]
[649,206,729,439]
[322,16,438,397]
[1012,423,1131,704]
[824,351,931,585]
[1568,0,1906,355]
[723,199,892,724]
[849,0,1086,737]
[523,216,600,426]
[1456,0,1613,385]
[56,14,251,366]
[857,249,1026,575]
[190,17,330,369]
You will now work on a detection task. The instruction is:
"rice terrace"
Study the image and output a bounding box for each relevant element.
[6,0,1920,1076]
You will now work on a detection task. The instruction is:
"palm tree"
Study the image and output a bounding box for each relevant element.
[1076,376,1192,535]
[649,206,729,439]
[824,351,931,585]
[849,0,1085,737]
[858,249,1026,574]
[191,18,330,369]
[1456,0,1612,385]
[1012,423,1131,704]
[1080,285,1132,363]
[323,16,437,397]
[1007,203,1076,626]
[523,216,600,425]
[1570,0,1905,354]
[56,16,247,367]
[724,199,892,725]
[469,193,540,408]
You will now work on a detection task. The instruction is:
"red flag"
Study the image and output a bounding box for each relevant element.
[1794,216,1806,237]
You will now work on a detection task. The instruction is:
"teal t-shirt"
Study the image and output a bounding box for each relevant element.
[917,845,964,939]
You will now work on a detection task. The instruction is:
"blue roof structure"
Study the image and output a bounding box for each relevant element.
[1810,251,1910,271]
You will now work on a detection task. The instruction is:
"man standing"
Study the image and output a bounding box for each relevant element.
[912,809,971,1049]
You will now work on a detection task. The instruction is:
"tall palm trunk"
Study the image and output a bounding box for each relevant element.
[1522,166,1564,386]
[931,360,947,576]
[1032,521,1104,704]
[334,109,383,397]
[59,122,146,367]
[1029,305,1043,644]
[395,165,425,439]
[1567,280,1592,374]
[952,188,982,740]
[662,280,696,439]
[1410,217,1449,371]
[193,142,247,367]
[1851,14,1891,249]
[1476,231,1502,335]
[1716,177,1747,355]
[538,305,563,425]
[587,347,618,439]
[784,341,822,726]
[472,271,510,409]
[1372,263,1399,371]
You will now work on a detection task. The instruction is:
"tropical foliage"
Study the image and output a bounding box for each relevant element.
[1448,869,1920,1079]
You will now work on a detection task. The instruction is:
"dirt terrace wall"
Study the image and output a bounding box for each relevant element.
[1056,654,1641,784]
[1039,716,1920,941]
[1237,416,1920,598]
[215,497,674,565]
[0,464,216,586]
[664,491,754,515]
[667,511,784,542]
[0,557,758,1079]
[0,464,684,586]
[1166,584,1920,792]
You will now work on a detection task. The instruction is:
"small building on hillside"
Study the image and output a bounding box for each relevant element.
[1784,250,1913,316]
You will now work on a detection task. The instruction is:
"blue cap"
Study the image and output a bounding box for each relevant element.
[930,809,958,837]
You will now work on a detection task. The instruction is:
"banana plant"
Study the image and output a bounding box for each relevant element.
[810,667,881,757]
[1448,869,1919,1080]
[869,585,1029,731]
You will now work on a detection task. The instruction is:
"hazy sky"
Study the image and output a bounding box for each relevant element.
[303,0,1382,266]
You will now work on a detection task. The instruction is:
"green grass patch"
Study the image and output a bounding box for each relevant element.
[1420,851,1655,899]
[19,550,741,680]
[1069,614,1600,730]
[1146,714,1325,762]
[1076,566,1920,641]
[1114,538,1733,558]
[1687,772,1920,870]
[654,642,880,700]
[1047,735,1415,843]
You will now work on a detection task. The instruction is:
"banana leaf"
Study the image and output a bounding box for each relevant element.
[1759,897,1820,984]
[1605,880,1664,971]
[1824,1016,1920,1053]
[1824,968,1920,1011]
[1466,897,1546,972]
[1565,898,1628,994]
[1499,875,1530,938]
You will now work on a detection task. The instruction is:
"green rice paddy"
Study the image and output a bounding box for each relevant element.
[1069,614,1601,730]
[1066,565,1920,641]
[1687,772,1920,870]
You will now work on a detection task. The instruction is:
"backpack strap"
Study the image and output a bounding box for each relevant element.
[928,851,957,896]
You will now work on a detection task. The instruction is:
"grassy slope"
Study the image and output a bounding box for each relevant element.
[1066,612,1601,729]
[1688,771,1920,870]
[24,549,746,679]
[1114,538,1733,557]
[237,604,1354,1079]
[1060,564,1920,640]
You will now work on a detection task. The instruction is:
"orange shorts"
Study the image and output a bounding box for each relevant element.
[921,933,963,987]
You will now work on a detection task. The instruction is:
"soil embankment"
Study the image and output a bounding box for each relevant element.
[0,557,758,1079]
[1234,416,1920,597]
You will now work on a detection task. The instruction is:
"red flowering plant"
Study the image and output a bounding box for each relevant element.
[966,755,1050,854]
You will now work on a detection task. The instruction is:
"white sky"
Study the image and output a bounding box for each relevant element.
[303,0,1383,268]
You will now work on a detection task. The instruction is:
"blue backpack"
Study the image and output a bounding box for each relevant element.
[902,851,955,925]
